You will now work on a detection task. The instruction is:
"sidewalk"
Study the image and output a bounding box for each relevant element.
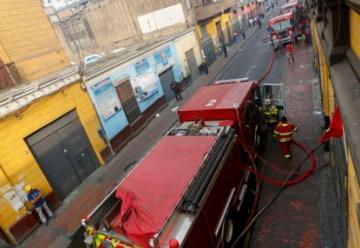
[20,24,261,248]
[249,44,341,247]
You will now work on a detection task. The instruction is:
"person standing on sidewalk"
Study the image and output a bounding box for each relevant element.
[25,185,54,224]
[290,30,297,46]
[201,57,209,74]
[170,81,182,101]
[285,43,295,65]
[222,42,228,57]
[274,116,298,159]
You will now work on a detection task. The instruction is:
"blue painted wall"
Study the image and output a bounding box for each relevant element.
[87,42,183,140]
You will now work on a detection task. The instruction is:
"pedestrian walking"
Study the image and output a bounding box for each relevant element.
[274,116,298,159]
[285,43,295,65]
[305,26,311,45]
[242,32,246,40]
[248,18,253,27]
[170,81,182,101]
[202,57,208,74]
[257,18,262,29]
[289,30,297,46]
[222,42,228,57]
[25,185,54,224]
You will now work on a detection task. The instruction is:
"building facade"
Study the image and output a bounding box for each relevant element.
[0,0,105,244]
[84,29,201,155]
[310,0,360,246]
[45,0,190,60]
[191,0,236,65]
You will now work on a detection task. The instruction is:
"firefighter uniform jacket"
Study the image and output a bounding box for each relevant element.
[263,104,279,124]
[274,122,297,142]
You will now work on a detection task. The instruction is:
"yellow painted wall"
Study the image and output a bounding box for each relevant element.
[311,19,334,116]
[0,0,69,81]
[0,81,105,242]
[348,151,360,248]
[175,31,202,77]
[350,9,360,60]
[348,11,360,248]
[312,17,360,248]
[195,13,234,50]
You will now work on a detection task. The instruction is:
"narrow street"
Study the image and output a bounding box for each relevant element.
[22,6,335,248]
[213,17,343,247]
[1,0,358,247]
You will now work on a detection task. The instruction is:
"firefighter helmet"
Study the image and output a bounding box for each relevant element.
[264,98,272,105]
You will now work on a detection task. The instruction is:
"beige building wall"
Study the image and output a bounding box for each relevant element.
[175,30,202,77]
[86,0,140,50]
[0,0,69,82]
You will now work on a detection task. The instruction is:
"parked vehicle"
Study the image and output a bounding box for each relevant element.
[267,12,296,48]
[280,0,302,13]
[81,79,276,248]
[83,54,103,65]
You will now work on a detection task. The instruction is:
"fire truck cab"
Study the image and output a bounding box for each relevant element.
[267,12,295,47]
[82,80,264,248]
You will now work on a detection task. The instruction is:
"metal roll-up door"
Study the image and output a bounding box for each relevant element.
[159,68,176,102]
[26,111,100,200]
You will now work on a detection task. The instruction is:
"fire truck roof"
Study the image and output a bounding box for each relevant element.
[179,81,256,112]
[268,12,293,24]
[281,1,299,9]
[112,135,217,244]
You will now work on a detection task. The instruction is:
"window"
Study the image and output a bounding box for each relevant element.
[270,20,292,31]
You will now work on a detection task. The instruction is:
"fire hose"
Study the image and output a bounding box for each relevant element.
[225,50,323,248]
[241,139,317,187]
[230,142,323,248]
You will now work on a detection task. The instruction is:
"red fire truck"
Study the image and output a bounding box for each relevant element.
[267,12,295,47]
[81,79,264,248]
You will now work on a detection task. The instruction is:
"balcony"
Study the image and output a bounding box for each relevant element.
[193,0,234,21]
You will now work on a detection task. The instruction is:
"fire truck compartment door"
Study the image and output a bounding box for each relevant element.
[261,83,285,111]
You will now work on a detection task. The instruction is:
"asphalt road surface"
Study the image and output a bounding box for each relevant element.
[216,12,285,86]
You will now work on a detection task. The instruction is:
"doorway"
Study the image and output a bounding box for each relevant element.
[226,21,233,45]
[216,21,223,44]
[185,48,200,81]
[115,79,142,124]
[201,38,217,66]
[26,111,100,200]
[159,68,176,102]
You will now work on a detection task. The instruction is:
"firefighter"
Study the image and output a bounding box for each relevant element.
[274,116,298,159]
[262,98,279,131]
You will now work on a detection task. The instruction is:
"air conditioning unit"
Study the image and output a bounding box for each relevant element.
[0,60,22,90]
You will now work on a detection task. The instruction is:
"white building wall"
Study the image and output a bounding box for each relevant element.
[138,3,186,34]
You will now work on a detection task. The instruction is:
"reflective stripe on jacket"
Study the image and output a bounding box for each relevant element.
[263,105,279,124]
[274,123,297,142]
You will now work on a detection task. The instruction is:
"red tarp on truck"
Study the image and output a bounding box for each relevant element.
[111,136,217,247]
